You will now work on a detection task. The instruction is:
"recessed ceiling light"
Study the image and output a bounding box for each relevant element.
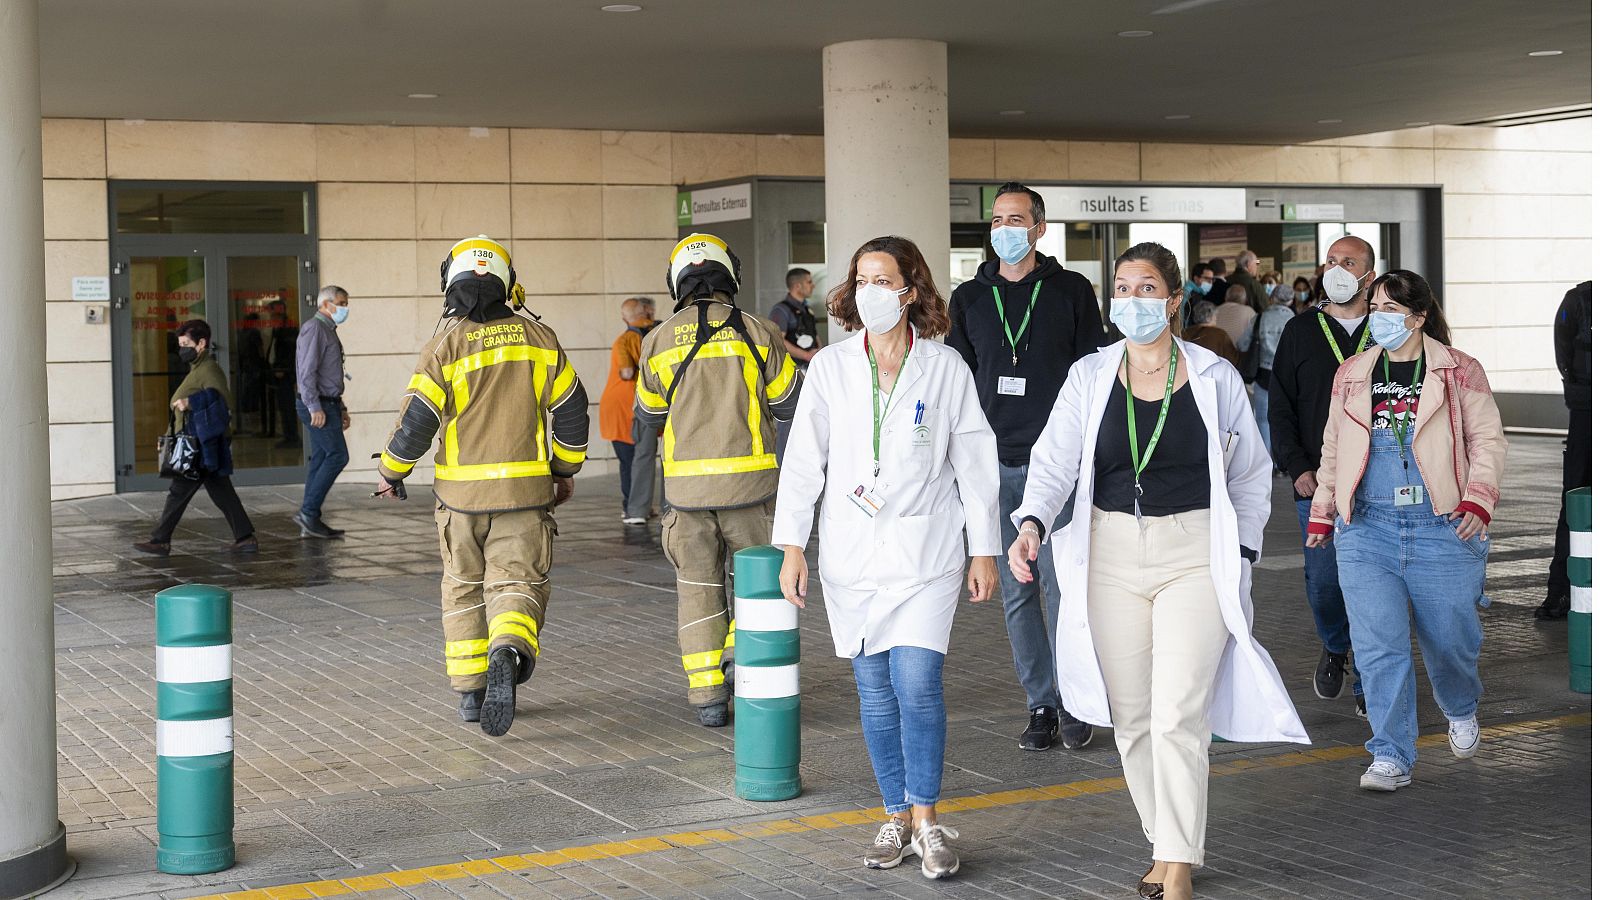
[998,109,1026,116]
[1527,49,1563,57]
[1118,29,1154,37]
[407,93,438,99]
[601,3,642,10]
[1405,121,1431,127]
[1316,118,1343,124]
[1164,114,1190,120]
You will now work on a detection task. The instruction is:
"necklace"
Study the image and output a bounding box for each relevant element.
[1132,360,1168,376]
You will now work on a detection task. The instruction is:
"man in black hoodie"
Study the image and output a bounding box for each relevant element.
[949,182,1105,752]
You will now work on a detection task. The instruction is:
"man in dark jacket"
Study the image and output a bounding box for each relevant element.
[949,181,1105,752]
[1228,250,1269,312]
[1269,235,1375,716]
[1539,281,1592,619]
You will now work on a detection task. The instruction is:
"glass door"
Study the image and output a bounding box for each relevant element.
[125,255,208,480]
[225,256,305,472]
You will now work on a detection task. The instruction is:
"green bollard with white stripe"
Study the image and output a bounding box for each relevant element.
[155,584,235,874]
[1567,488,1591,694]
[732,546,802,801]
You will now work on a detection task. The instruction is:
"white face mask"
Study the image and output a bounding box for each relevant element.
[856,283,911,334]
[1322,264,1371,305]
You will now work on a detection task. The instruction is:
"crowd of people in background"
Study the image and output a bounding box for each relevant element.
[125,177,1588,898]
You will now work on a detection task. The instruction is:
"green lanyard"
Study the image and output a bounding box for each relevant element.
[1319,311,1370,363]
[992,283,1043,367]
[867,329,912,477]
[1382,352,1425,455]
[1124,338,1181,499]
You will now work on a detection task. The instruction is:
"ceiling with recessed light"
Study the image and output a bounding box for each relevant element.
[37,0,1592,143]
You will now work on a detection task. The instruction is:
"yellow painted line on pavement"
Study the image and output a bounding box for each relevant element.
[195,712,1589,900]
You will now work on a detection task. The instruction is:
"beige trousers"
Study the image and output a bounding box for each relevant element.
[661,501,773,706]
[1086,508,1229,866]
[436,505,554,692]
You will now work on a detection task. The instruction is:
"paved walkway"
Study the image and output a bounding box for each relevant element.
[44,436,1590,899]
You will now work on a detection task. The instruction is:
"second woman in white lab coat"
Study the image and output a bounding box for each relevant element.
[1008,242,1308,900]
[773,235,1001,881]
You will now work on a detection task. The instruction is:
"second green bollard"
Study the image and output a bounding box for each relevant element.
[732,546,801,801]
[1568,488,1591,694]
[155,584,236,874]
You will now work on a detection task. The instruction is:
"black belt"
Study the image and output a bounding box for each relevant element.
[319,395,343,405]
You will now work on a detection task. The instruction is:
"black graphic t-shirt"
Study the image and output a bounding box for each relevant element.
[1372,358,1425,436]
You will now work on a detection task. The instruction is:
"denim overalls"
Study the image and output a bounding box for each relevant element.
[1333,425,1487,771]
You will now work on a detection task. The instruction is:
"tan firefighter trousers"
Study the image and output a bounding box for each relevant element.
[660,501,774,707]
[436,505,554,692]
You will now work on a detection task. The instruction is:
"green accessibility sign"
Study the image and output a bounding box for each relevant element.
[678,183,752,227]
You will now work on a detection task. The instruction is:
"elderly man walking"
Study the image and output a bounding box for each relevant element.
[294,285,351,538]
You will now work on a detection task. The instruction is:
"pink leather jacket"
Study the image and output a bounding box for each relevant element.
[1307,336,1507,534]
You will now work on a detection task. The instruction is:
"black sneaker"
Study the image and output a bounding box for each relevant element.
[480,647,520,737]
[1019,706,1058,751]
[458,689,485,722]
[293,512,345,539]
[1059,709,1094,750]
[1355,693,1368,719]
[132,540,171,557]
[1314,648,1348,700]
[696,701,730,727]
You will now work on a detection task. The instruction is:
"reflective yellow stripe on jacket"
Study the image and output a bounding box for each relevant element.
[649,339,780,478]
[433,344,574,481]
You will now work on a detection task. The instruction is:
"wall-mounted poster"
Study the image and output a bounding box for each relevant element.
[1281,223,1318,282]
[1197,224,1247,266]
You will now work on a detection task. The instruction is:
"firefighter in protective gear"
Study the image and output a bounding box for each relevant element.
[375,235,589,737]
[635,233,801,726]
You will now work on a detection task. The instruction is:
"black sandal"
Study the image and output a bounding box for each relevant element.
[1138,864,1164,899]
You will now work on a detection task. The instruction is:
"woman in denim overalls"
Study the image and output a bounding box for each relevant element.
[1305,270,1508,792]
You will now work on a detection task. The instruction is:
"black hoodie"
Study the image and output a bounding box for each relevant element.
[948,254,1106,463]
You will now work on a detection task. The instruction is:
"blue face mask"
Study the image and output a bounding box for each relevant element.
[1110,298,1172,345]
[330,305,350,325]
[990,224,1035,266]
[1197,280,1213,296]
[1369,311,1414,351]
[1295,290,1309,302]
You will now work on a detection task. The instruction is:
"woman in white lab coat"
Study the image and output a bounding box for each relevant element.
[1008,242,1307,900]
[773,235,1001,881]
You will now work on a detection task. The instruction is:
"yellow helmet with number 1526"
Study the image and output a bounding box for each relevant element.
[667,233,741,306]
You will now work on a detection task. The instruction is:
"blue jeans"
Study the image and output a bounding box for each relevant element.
[1335,429,1486,770]
[1295,498,1360,698]
[998,462,1067,711]
[1250,377,1271,455]
[851,647,946,814]
[612,440,635,511]
[296,398,349,521]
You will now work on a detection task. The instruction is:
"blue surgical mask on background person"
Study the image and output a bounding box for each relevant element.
[990,224,1036,266]
[856,283,912,334]
[1198,280,1213,296]
[1369,311,1415,351]
[1295,290,1309,302]
[1110,298,1171,345]
[331,305,350,325]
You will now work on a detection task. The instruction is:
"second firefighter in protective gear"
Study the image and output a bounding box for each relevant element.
[376,235,589,737]
[635,233,801,726]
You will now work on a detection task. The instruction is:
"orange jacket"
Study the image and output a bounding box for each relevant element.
[1307,335,1507,533]
[599,326,646,443]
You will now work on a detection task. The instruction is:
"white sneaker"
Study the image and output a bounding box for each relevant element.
[1448,716,1481,758]
[1360,760,1412,792]
[621,516,647,526]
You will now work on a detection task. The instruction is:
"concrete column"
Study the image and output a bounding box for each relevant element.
[0,1,71,897]
[822,39,951,297]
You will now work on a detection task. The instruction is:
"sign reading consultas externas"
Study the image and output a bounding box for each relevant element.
[1034,186,1246,222]
[677,183,752,227]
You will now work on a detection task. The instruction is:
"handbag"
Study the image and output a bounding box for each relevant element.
[157,410,203,480]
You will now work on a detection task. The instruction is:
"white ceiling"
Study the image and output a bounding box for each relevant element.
[38,0,1593,143]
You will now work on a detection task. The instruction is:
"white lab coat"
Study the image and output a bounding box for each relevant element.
[1014,339,1309,744]
[772,333,1003,658]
